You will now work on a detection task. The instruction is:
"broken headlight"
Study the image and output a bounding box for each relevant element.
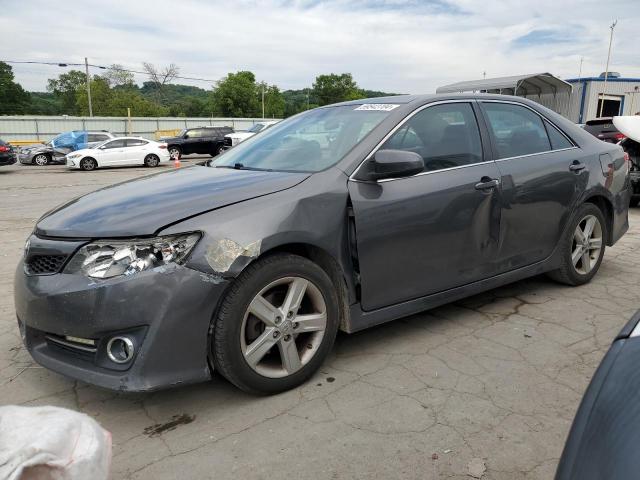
[64,233,200,279]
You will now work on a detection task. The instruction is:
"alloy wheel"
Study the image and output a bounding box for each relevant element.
[240,276,327,378]
[572,214,603,275]
[80,158,96,171]
[34,154,48,166]
[169,148,180,159]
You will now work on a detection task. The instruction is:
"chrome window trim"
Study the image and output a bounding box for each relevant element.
[376,160,491,183]
[349,99,483,182]
[494,146,579,163]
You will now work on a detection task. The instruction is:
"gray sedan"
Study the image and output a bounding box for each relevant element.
[14,94,629,394]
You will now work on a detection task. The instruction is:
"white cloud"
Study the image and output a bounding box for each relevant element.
[1,0,638,93]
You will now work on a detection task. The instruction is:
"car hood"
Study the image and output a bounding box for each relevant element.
[227,132,254,140]
[35,166,310,238]
[22,144,52,154]
[66,148,96,156]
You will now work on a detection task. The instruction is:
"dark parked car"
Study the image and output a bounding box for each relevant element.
[18,131,115,166]
[0,139,17,167]
[556,310,640,480]
[14,94,629,394]
[621,137,640,206]
[583,118,625,143]
[164,126,234,159]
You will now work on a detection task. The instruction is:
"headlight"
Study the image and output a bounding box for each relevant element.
[67,153,81,159]
[64,233,200,279]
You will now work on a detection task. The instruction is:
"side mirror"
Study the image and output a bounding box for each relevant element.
[183,134,189,139]
[366,150,424,181]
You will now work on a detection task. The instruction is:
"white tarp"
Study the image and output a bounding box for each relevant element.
[0,406,111,480]
[613,116,640,143]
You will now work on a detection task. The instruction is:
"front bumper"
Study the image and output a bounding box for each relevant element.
[18,153,34,164]
[14,246,229,392]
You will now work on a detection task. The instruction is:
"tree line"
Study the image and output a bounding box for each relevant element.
[0,62,396,118]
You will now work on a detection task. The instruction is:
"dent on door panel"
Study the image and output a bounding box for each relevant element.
[348,162,502,311]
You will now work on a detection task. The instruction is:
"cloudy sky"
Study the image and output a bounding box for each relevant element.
[1,0,638,93]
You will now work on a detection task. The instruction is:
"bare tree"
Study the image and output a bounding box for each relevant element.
[142,62,179,101]
[104,64,135,88]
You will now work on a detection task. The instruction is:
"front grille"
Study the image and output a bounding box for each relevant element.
[223,137,232,147]
[25,255,68,275]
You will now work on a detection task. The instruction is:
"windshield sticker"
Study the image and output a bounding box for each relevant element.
[354,104,400,111]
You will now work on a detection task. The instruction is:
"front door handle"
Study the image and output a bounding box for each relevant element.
[475,178,500,191]
[569,162,586,172]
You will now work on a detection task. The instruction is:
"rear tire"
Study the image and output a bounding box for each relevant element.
[168,146,181,160]
[144,154,160,167]
[547,203,606,286]
[79,157,97,171]
[212,253,339,395]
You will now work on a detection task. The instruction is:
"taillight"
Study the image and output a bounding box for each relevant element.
[0,146,8,153]
[158,144,167,149]
[615,133,626,141]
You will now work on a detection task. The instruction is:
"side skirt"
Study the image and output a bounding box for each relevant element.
[344,256,558,333]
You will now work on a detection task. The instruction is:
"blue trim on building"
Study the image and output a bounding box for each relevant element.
[566,77,640,83]
[578,80,588,123]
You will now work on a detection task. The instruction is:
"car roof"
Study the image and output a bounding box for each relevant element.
[103,136,150,141]
[330,92,558,108]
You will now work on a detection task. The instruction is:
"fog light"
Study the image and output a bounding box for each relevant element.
[106,336,135,364]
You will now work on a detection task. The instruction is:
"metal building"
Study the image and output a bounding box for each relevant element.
[436,73,573,116]
[437,72,640,125]
[565,73,640,124]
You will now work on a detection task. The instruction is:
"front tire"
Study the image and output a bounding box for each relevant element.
[79,157,97,171]
[212,253,339,394]
[547,203,606,286]
[33,154,50,166]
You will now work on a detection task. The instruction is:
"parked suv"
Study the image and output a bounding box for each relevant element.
[14,95,629,395]
[164,126,233,159]
[583,118,625,143]
[0,139,17,167]
[19,131,115,166]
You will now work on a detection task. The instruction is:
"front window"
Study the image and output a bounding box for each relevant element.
[214,105,393,172]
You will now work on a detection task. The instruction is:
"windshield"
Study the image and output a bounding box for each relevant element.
[214,105,393,172]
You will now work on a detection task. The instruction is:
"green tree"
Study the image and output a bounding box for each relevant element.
[212,71,260,117]
[76,76,167,116]
[0,62,31,114]
[259,83,285,118]
[311,73,363,106]
[47,70,86,114]
[104,64,135,89]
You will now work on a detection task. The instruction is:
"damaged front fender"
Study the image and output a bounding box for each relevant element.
[205,238,262,275]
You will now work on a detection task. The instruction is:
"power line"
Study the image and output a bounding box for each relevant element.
[1,59,219,83]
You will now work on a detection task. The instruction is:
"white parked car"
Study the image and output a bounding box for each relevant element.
[223,121,279,149]
[65,137,171,171]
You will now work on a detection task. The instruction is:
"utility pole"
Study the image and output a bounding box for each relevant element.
[598,20,617,118]
[578,57,583,81]
[261,83,265,119]
[85,57,93,117]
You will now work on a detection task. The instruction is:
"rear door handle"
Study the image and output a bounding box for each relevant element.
[569,162,586,172]
[475,178,500,190]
